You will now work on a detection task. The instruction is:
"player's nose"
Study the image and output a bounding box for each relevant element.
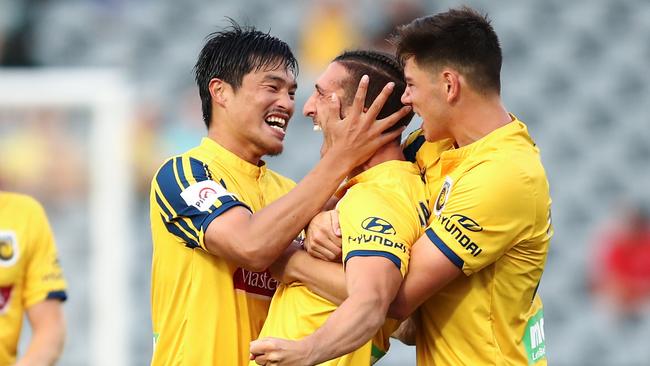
[401,88,412,105]
[303,93,316,118]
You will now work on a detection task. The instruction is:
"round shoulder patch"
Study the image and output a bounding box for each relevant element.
[0,231,19,267]
[433,176,453,216]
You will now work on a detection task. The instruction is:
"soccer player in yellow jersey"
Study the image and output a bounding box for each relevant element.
[386,7,553,365]
[249,50,425,365]
[295,7,553,366]
[0,192,67,366]
[149,22,411,365]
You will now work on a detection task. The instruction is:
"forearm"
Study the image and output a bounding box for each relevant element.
[285,250,347,304]
[322,196,340,211]
[207,153,352,270]
[387,236,463,320]
[303,294,387,364]
[15,315,65,366]
[387,288,418,321]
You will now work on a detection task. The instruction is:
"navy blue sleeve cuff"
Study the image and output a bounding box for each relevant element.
[46,290,68,302]
[425,228,464,269]
[344,250,401,271]
[201,200,252,232]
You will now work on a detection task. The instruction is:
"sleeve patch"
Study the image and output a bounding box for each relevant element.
[180,180,237,212]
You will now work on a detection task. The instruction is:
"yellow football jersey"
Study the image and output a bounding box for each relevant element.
[0,193,67,365]
[150,137,296,366]
[255,160,427,365]
[402,129,455,202]
[410,119,552,365]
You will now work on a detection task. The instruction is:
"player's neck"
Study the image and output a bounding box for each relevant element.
[450,95,511,147]
[349,141,404,178]
[207,122,264,166]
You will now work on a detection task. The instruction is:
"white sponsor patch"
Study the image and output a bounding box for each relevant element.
[180,180,235,212]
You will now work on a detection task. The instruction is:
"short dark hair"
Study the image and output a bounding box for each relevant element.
[194,20,298,127]
[394,6,502,94]
[333,50,414,132]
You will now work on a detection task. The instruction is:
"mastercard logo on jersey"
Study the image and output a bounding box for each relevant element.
[0,285,13,313]
[233,268,277,298]
[0,231,19,267]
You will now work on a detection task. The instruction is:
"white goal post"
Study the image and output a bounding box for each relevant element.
[0,69,133,366]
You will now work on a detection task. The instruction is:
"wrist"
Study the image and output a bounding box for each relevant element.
[299,335,320,365]
[282,256,298,283]
[284,249,307,283]
[320,150,355,177]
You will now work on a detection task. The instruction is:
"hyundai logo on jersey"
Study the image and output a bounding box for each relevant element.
[362,217,396,235]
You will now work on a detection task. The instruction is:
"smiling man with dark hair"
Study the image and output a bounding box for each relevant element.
[392,9,552,365]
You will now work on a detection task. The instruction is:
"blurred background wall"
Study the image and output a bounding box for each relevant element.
[1,0,649,364]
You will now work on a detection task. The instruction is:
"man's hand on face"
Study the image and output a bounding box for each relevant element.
[305,210,342,261]
[315,75,411,170]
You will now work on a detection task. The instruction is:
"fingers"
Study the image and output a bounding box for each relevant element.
[330,210,341,237]
[305,210,342,261]
[373,105,412,134]
[349,75,370,117]
[305,234,340,261]
[251,353,268,365]
[376,126,407,148]
[250,338,274,355]
[364,81,396,123]
[250,338,282,365]
[309,241,340,261]
[251,338,297,365]
[306,248,331,261]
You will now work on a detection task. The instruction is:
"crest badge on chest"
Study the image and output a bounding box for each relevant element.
[433,176,453,216]
[0,231,19,267]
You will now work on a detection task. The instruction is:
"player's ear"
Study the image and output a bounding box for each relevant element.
[209,78,228,107]
[442,69,460,103]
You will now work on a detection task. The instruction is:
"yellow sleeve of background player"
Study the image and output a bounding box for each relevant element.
[338,188,417,277]
[22,198,67,308]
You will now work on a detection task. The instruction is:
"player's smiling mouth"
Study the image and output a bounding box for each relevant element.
[264,114,288,133]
